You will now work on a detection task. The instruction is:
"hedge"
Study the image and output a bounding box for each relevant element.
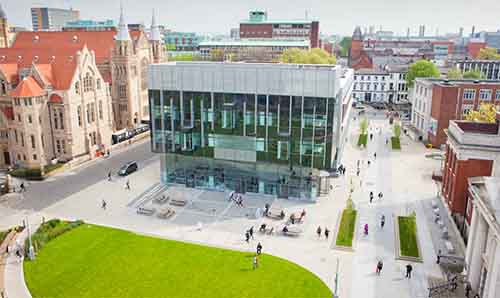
[357,134,368,147]
[391,137,401,150]
[10,163,65,180]
[25,219,84,255]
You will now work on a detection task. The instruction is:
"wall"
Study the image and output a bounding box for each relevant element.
[428,85,459,147]
[239,24,273,39]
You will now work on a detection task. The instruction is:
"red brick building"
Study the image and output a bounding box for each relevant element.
[239,11,320,48]
[441,115,500,239]
[411,78,500,147]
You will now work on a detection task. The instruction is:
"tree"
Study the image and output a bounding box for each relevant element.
[338,37,352,57]
[406,60,440,87]
[463,70,485,79]
[279,48,336,64]
[210,49,225,61]
[464,103,498,123]
[446,68,462,80]
[477,47,500,60]
[359,118,368,135]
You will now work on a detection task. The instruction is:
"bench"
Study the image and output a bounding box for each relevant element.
[157,208,175,219]
[267,208,285,220]
[444,240,455,254]
[282,226,303,237]
[154,195,169,204]
[431,200,438,209]
[289,212,304,224]
[170,199,188,207]
[137,207,156,216]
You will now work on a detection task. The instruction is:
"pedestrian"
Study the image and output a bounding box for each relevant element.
[369,191,374,203]
[465,283,472,298]
[20,182,25,193]
[378,192,383,200]
[376,260,383,275]
[101,199,107,210]
[356,169,360,176]
[436,249,442,264]
[343,166,347,175]
[253,255,258,269]
[367,160,371,167]
[370,133,373,141]
[249,226,254,239]
[316,226,322,238]
[245,231,250,243]
[357,160,360,167]
[257,242,262,255]
[324,228,330,239]
[405,263,413,278]
[386,138,389,145]
[381,215,386,228]
[125,180,130,190]
[107,171,112,181]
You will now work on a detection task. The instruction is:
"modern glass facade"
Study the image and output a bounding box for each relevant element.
[149,62,352,201]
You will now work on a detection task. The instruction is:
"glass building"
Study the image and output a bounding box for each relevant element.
[149,62,353,201]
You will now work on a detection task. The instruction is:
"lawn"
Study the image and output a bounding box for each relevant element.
[398,216,420,258]
[24,224,332,298]
[336,208,357,247]
[391,137,401,150]
[357,134,368,147]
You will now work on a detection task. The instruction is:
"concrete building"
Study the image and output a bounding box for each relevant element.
[0,45,114,169]
[165,32,203,52]
[410,78,500,146]
[198,39,310,62]
[239,10,320,48]
[63,19,116,32]
[0,4,8,48]
[31,7,80,31]
[12,7,165,130]
[352,65,409,104]
[454,60,500,80]
[441,117,500,240]
[465,175,500,298]
[148,62,354,200]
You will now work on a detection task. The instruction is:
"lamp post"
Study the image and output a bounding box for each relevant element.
[333,257,340,298]
[26,217,35,260]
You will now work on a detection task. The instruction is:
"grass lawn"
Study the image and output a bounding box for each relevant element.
[357,134,368,147]
[398,216,419,258]
[336,208,357,247]
[24,224,332,298]
[391,137,401,150]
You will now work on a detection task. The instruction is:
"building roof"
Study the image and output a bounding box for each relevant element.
[469,176,500,227]
[199,39,310,47]
[240,19,315,25]
[353,26,363,41]
[10,76,45,97]
[49,93,63,104]
[0,63,19,83]
[0,4,6,19]
[415,77,500,87]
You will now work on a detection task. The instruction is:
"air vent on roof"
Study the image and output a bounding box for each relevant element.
[474,79,480,84]
[33,35,39,42]
[68,56,73,62]
[72,35,78,42]
[0,55,5,61]
[33,55,39,62]
[17,55,22,61]
[49,56,55,63]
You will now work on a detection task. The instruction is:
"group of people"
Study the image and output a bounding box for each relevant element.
[375,260,413,278]
[369,191,384,203]
[316,226,330,239]
[230,192,244,207]
[337,164,347,175]
[245,226,255,243]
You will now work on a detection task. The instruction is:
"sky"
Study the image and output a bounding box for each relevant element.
[2,0,500,36]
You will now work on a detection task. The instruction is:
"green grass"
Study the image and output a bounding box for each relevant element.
[336,208,357,247]
[398,216,419,258]
[24,224,332,298]
[391,137,401,150]
[357,134,368,147]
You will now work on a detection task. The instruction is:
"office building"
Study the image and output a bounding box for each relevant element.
[63,19,115,31]
[454,60,500,80]
[148,62,354,201]
[352,65,409,104]
[31,7,80,31]
[165,32,203,52]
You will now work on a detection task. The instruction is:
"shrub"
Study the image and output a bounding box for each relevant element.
[357,134,368,147]
[26,219,84,256]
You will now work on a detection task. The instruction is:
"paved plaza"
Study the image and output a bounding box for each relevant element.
[1,108,468,298]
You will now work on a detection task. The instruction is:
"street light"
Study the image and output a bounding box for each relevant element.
[26,217,35,260]
[333,257,340,298]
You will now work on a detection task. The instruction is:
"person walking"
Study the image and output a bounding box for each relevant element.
[357,160,360,168]
[356,169,360,176]
[253,255,259,269]
[324,228,330,239]
[125,180,131,190]
[374,152,377,160]
[367,160,371,167]
[20,182,25,193]
[101,199,107,210]
[249,226,254,239]
[405,264,413,278]
[381,215,386,229]
[316,226,322,238]
[376,260,383,275]
[245,231,250,243]
[369,191,374,203]
[107,171,112,181]
[256,242,262,255]
[378,192,383,200]
[465,283,472,298]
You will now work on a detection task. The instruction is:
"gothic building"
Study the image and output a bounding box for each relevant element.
[0,4,9,48]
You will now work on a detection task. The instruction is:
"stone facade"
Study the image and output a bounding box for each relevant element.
[0,4,8,48]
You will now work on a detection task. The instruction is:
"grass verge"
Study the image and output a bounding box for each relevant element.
[357,134,368,147]
[336,208,357,247]
[24,224,332,298]
[391,137,401,150]
[398,216,419,258]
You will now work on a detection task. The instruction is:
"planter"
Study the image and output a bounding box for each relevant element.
[333,208,358,251]
[394,215,423,262]
[357,134,368,147]
[391,137,401,150]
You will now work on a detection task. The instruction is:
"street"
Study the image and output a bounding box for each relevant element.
[5,139,157,211]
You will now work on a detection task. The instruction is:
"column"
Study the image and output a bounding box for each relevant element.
[485,238,498,298]
[469,214,488,290]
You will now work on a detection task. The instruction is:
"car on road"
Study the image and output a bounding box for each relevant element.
[118,161,138,176]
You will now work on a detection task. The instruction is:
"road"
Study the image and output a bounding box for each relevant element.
[6,139,158,211]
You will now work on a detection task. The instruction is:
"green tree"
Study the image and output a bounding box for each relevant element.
[446,68,462,79]
[279,48,336,64]
[406,60,440,87]
[477,47,500,60]
[359,118,368,135]
[393,122,401,138]
[463,70,485,79]
[210,49,225,61]
[464,103,498,123]
[338,37,352,57]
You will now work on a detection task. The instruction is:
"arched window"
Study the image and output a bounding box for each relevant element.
[96,78,101,90]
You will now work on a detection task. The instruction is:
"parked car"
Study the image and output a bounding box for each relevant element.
[118,161,138,176]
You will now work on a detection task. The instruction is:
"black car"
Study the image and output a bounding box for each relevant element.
[118,161,138,176]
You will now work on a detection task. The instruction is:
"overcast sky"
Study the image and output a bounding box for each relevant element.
[3,0,500,36]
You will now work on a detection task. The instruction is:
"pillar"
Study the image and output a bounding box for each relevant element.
[485,239,499,298]
[468,213,488,290]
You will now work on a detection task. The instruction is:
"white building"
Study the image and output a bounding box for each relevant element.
[466,176,500,298]
[409,78,434,141]
[352,66,409,104]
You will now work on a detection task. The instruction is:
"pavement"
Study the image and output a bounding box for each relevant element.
[1,107,469,298]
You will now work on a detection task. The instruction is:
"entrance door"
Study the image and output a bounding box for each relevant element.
[3,151,10,165]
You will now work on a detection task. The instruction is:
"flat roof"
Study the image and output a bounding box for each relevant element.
[470,177,500,227]
[240,19,316,25]
[415,77,500,86]
[199,39,310,47]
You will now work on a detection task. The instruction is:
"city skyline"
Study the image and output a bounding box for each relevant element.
[2,0,500,36]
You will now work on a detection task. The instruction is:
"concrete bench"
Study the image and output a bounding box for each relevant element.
[433,208,440,215]
[442,227,449,239]
[137,207,156,216]
[267,209,285,220]
[157,208,175,219]
[282,226,303,237]
[431,200,438,209]
[444,240,455,254]
[170,199,188,207]
[154,195,169,204]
